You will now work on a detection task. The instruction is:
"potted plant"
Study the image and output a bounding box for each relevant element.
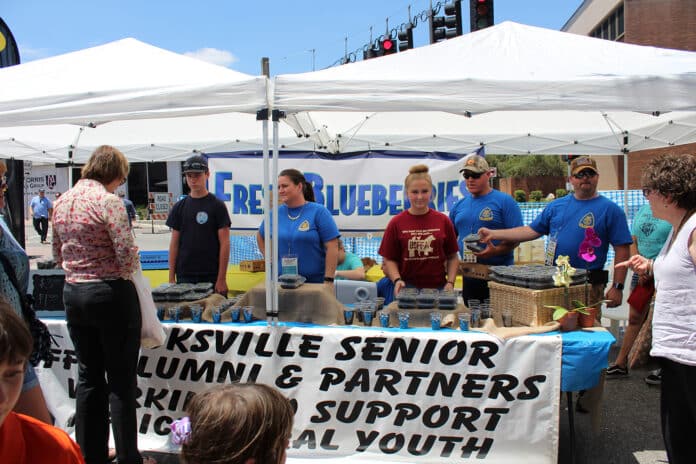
[545,255,589,331]
[577,227,606,327]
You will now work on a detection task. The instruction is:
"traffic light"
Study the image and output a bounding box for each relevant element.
[398,24,414,52]
[379,36,397,56]
[429,1,463,44]
[363,43,379,60]
[470,0,494,32]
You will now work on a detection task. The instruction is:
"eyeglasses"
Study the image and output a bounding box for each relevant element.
[573,170,597,179]
[462,172,483,180]
[642,188,652,198]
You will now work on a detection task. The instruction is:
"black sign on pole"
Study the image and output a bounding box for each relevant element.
[0,18,25,248]
[0,17,21,67]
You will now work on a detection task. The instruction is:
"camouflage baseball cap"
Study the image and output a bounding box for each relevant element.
[459,154,490,174]
[570,157,598,176]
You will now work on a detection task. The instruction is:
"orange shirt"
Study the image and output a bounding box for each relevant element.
[0,412,84,464]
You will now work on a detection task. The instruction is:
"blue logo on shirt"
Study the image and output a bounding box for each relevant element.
[196,212,208,224]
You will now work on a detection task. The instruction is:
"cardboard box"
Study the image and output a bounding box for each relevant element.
[239,260,265,272]
[459,262,490,281]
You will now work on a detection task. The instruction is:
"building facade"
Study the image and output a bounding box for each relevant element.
[563,0,696,190]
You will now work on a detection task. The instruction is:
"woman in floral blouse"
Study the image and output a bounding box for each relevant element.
[52,146,143,464]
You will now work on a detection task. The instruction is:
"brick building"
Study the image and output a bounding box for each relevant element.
[562,0,696,190]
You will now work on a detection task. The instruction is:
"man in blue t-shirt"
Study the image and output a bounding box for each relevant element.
[479,156,632,310]
[29,189,52,244]
[450,154,523,304]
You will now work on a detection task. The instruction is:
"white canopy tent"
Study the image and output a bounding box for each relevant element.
[275,21,696,115]
[0,38,325,164]
[0,38,267,126]
[275,22,696,155]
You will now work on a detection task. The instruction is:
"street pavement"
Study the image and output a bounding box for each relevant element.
[25,221,669,464]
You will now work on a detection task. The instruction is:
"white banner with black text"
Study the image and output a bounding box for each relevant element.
[37,320,561,464]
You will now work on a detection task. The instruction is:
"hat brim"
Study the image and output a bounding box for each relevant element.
[459,167,487,174]
[183,168,208,173]
[571,166,598,175]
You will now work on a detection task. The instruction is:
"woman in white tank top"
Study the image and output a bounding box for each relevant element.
[616,153,696,464]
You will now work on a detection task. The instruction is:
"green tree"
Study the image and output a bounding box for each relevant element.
[487,155,565,177]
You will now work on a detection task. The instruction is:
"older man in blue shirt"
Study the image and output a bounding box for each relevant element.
[29,188,53,243]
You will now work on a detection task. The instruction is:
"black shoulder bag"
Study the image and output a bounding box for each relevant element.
[0,254,55,366]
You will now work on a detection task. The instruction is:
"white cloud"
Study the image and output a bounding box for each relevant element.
[184,48,237,67]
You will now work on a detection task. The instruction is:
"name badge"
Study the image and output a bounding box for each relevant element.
[281,254,299,276]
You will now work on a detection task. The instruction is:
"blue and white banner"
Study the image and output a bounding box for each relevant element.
[207,153,471,231]
[38,320,561,464]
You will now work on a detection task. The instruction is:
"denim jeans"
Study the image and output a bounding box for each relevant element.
[64,279,142,464]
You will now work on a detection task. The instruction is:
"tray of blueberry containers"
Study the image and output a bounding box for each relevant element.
[488,264,588,289]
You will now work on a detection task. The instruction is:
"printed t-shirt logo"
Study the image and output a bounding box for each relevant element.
[579,213,594,229]
[298,220,310,231]
[479,207,493,221]
[407,234,435,258]
[640,222,656,237]
[196,212,208,224]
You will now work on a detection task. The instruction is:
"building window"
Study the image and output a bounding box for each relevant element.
[591,4,624,41]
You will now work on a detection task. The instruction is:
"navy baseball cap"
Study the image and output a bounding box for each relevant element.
[182,154,208,173]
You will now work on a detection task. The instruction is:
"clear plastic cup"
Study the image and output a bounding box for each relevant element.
[470,308,481,328]
[243,306,254,323]
[374,297,386,311]
[168,306,181,323]
[190,304,203,323]
[361,308,375,327]
[398,311,410,329]
[212,307,222,323]
[343,307,355,325]
[379,311,390,328]
[230,307,241,322]
[480,303,492,320]
[458,312,470,331]
[156,306,165,321]
[430,311,442,330]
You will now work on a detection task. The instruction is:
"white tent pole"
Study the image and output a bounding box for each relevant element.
[68,126,85,187]
[271,111,281,324]
[260,111,273,325]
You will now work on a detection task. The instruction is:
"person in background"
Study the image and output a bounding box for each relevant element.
[479,156,632,313]
[29,188,52,244]
[167,154,231,296]
[379,164,459,297]
[176,383,294,464]
[335,238,365,280]
[52,145,143,464]
[0,160,51,425]
[0,300,85,464]
[616,153,696,464]
[118,191,137,229]
[606,202,671,379]
[449,154,523,305]
[257,169,339,286]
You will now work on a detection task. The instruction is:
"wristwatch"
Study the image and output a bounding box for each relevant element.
[324,276,335,283]
[612,282,624,290]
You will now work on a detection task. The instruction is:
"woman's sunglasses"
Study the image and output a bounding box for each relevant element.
[462,172,483,180]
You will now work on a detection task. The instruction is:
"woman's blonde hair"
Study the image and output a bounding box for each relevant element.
[405,164,432,189]
[81,145,129,185]
[181,383,294,464]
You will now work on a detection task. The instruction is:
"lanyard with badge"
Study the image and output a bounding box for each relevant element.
[281,204,305,275]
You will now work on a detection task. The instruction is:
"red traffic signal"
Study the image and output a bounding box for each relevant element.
[380,37,397,55]
[470,0,494,32]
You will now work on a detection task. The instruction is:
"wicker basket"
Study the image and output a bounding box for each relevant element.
[489,281,587,327]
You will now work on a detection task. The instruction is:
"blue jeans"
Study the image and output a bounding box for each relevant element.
[64,279,142,464]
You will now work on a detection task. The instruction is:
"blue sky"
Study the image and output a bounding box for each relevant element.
[3,0,583,75]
